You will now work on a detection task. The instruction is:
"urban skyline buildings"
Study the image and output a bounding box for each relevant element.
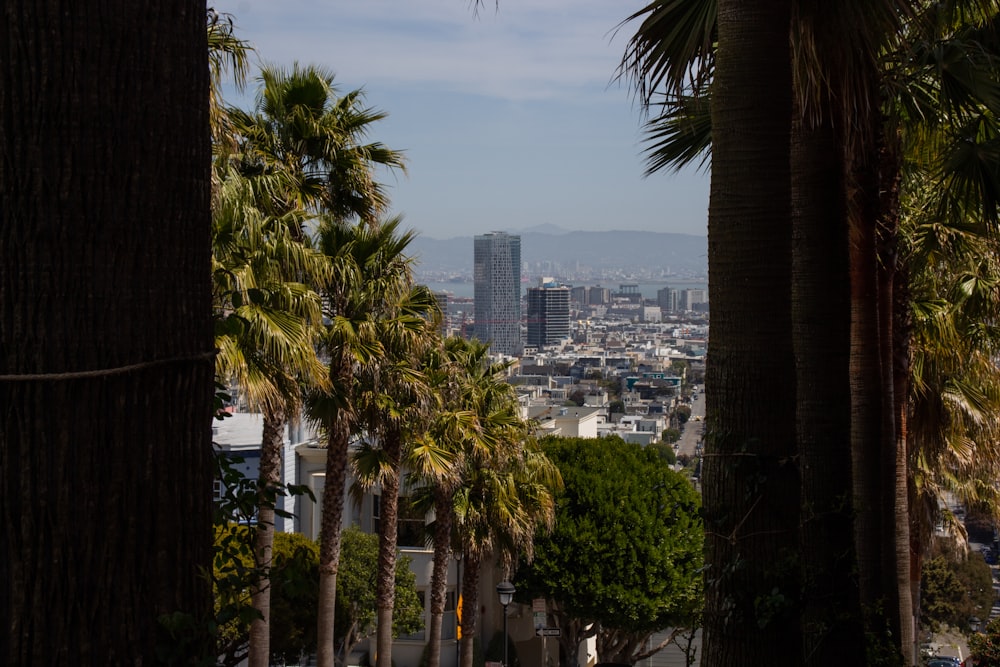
[473,231,522,356]
[526,278,571,348]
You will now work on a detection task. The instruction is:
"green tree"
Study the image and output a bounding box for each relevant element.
[921,553,994,633]
[1,3,214,663]
[212,526,423,667]
[662,427,681,444]
[970,617,1000,664]
[650,441,678,465]
[515,436,703,666]
[672,404,691,425]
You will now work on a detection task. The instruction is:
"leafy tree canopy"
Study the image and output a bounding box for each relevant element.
[661,428,682,445]
[212,526,423,666]
[921,551,993,633]
[514,436,703,635]
[673,404,691,424]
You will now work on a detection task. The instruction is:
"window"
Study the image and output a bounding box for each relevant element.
[372,495,427,548]
[443,590,457,640]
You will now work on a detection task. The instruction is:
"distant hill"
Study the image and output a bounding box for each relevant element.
[408,229,708,279]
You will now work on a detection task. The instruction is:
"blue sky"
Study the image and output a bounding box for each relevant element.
[215,0,709,240]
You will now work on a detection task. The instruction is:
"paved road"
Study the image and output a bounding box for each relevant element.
[675,391,705,459]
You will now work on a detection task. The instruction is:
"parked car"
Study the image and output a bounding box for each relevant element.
[926,658,962,667]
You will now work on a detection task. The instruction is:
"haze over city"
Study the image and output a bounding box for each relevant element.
[214,0,710,240]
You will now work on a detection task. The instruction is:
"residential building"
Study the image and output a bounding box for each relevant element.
[473,231,522,356]
[526,277,570,348]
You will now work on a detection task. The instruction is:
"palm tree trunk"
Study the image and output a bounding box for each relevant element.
[427,491,456,667]
[459,551,482,667]
[791,95,865,663]
[0,2,213,662]
[702,0,799,662]
[317,352,354,667]
[877,140,914,665]
[849,137,903,661]
[249,405,286,667]
[375,426,403,667]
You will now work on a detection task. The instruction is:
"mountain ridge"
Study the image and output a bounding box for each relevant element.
[409,229,708,279]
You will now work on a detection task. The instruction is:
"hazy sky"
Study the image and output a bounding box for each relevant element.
[215,0,709,240]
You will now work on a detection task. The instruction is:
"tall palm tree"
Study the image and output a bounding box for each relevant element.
[451,358,561,667]
[311,217,422,667]
[351,280,441,667]
[228,63,405,228]
[408,336,529,667]
[406,335,477,667]
[211,159,330,667]
[226,63,404,667]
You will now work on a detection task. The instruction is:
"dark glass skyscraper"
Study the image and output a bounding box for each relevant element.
[473,232,521,356]
[526,279,570,348]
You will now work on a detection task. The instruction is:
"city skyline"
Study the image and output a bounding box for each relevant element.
[213,0,710,240]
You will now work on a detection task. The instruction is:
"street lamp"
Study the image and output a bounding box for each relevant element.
[496,580,516,667]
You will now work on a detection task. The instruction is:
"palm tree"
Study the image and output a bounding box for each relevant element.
[311,217,423,667]
[228,63,405,228]
[351,278,442,667]
[211,159,330,667]
[450,354,561,667]
[207,9,252,150]
[227,63,404,667]
[408,336,526,667]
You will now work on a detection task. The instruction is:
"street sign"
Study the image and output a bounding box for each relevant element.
[532,598,546,613]
[536,628,561,637]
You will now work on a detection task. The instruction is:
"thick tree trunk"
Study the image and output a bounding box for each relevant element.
[878,142,914,665]
[849,139,902,662]
[317,351,354,667]
[249,405,287,667]
[702,0,799,663]
[791,94,865,663]
[459,551,482,667]
[0,1,213,663]
[375,426,403,667]
[427,491,456,667]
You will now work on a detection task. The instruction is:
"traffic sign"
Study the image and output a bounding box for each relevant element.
[536,628,561,637]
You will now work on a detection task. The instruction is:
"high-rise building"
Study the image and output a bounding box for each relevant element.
[526,278,570,348]
[657,286,678,311]
[679,288,708,311]
[473,232,522,356]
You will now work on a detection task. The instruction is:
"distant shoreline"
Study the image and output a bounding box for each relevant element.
[423,280,708,301]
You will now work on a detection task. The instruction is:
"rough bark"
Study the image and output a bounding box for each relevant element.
[427,491,456,667]
[791,95,865,663]
[459,551,482,667]
[317,350,354,667]
[702,0,800,663]
[878,140,914,665]
[249,405,287,667]
[0,1,213,663]
[375,426,402,667]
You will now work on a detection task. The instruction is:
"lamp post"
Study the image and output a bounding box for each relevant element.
[496,580,516,667]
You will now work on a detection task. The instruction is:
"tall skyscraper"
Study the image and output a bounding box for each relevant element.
[473,232,522,356]
[526,278,570,348]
